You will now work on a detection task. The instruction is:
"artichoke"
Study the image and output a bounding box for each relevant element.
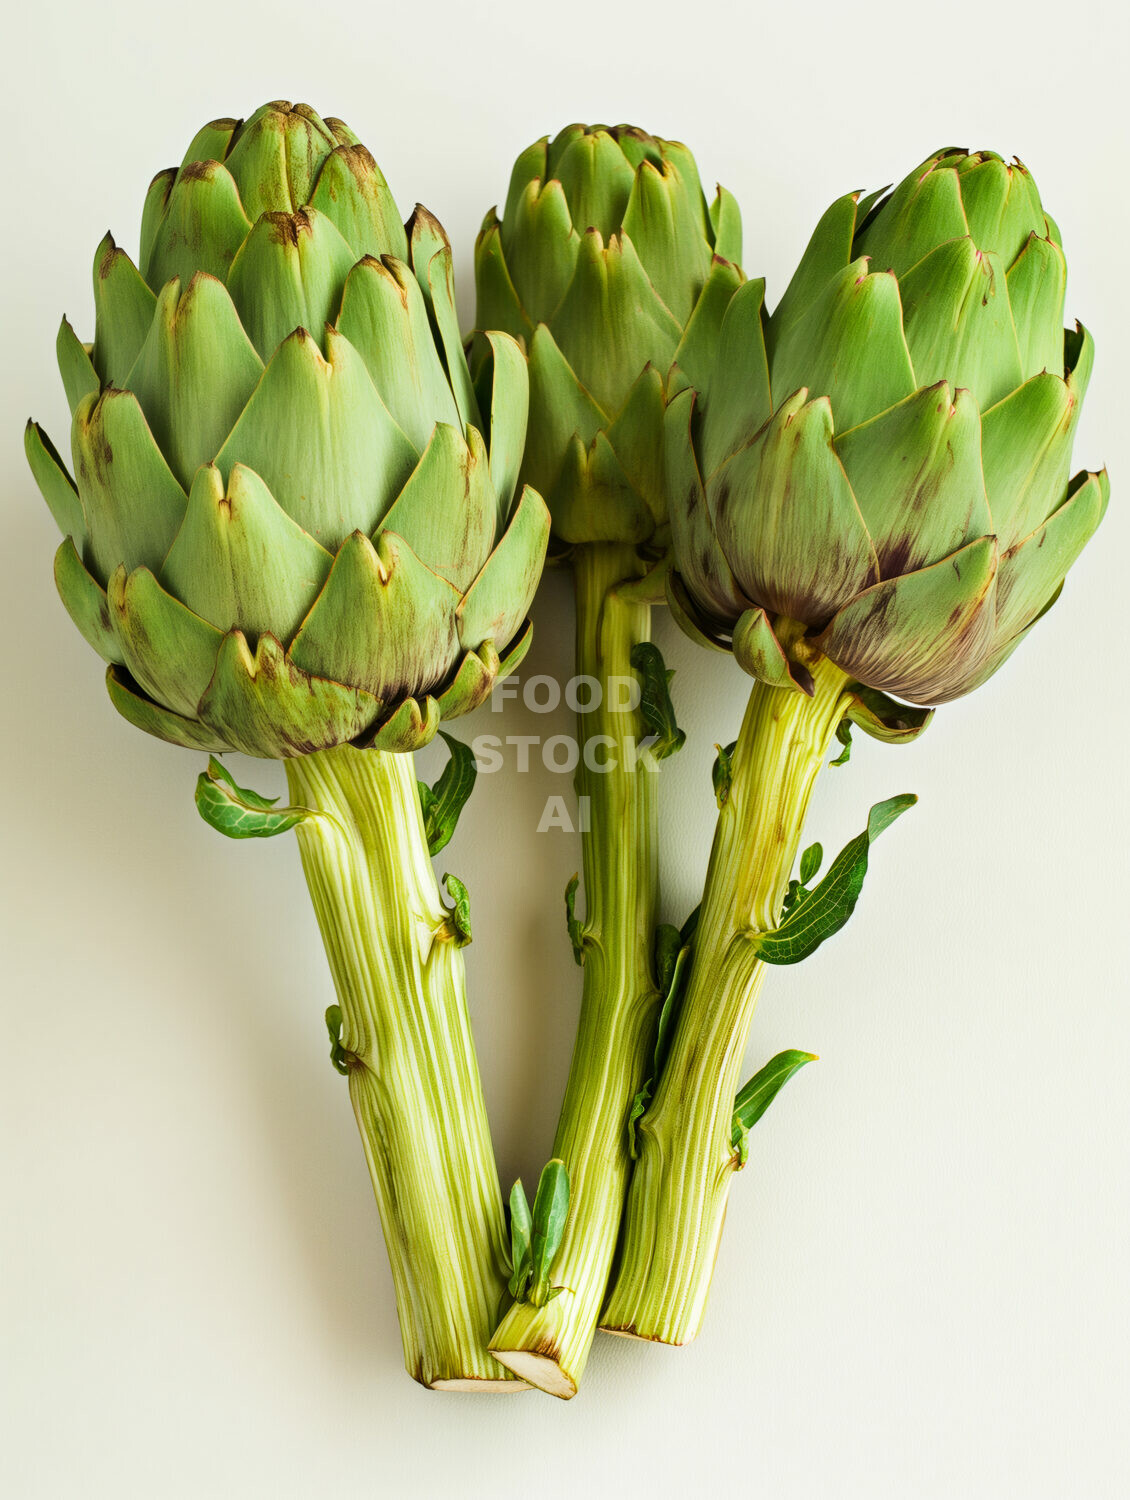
[25,99,548,1392]
[603,147,1110,1354]
[27,99,549,758]
[475,123,743,547]
[668,147,1107,705]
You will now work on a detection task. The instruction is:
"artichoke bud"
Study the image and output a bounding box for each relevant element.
[28,102,549,760]
[670,147,1106,713]
[476,123,743,551]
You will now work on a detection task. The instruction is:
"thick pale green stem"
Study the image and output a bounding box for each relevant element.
[490,543,660,1397]
[601,641,851,1346]
[284,744,519,1391]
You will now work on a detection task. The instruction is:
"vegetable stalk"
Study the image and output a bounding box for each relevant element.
[601,633,851,1345]
[285,743,519,1390]
[490,542,660,1396]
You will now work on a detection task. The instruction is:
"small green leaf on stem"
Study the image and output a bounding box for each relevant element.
[731,1049,817,1165]
[417,731,477,856]
[565,873,586,965]
[630,641,686,761]
[629,914,698,1157]
[440,873,473,947]
[753,793,917,966]
[507,1178,533,1301]
[195,756,308,839]
[829,720,853,767]
[799,842,823,885]
[528,1158,570,1307]
[713,739,737,808]
[324,1004,352,1076]
[653,923,682,996]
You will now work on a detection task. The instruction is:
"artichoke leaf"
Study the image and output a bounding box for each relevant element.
[26,421,84,541]
[161,464,333,641]
[708,185,742,266]
[1006,234,1067,378]
[770,259,916,435]
[834,383,991,577]
[992,468,1109,642]
[142,159,251,293]
[523,322,608,501]
[474,214,533,342]
[56,317,99,417]
[552,129,636,239]
[215,326,418,547]
[670,255,744,400]
[769,191,862,352]
[91,235,157,389]
[309,142,409,263]
[125,273,264,490]
[503,179,581,327]
[336,254,461,453]
[434,640,502,720]
[731,608,814,695]
[698,277,771,479]
[178,116,240,170]
[107,565,223,719]
[603,364,667,527]
[456,486,550,653]
[979,362,1082,550]
[197,630,382,759]
[711,392,880,624]
[362,694,441,753]
[377,423,496,590]
[897,238,1023,411]
[854,163,968,279]
[290,529,460,703]
[407,207,481,432]
[226,207,356,360]
[622,159,713,325]
[471,330,530,525]
[71,388,188,583]
[53,537,123,665]
[222,101,341,222]
[549,228,681,418]
[815,535,998,706]
[664,387,749,621]
[106,665,229,752]
[844,683,934,744]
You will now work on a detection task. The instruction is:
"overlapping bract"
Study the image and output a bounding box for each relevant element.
[476,124,743,548]
[668,148,1107,707]
[27,101,549,758]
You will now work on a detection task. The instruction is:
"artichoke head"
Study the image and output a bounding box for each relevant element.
[668,147,1108,708]
[27,101,550,758]
[476,124,743,552]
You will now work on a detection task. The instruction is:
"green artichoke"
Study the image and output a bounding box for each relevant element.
[667,147,1108,705]
[27,100,549,758]
[475,123,743,548]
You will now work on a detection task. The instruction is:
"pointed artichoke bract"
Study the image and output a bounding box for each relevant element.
[28,101,550,757]
[667,147,1107,711]
[475,123,744,553]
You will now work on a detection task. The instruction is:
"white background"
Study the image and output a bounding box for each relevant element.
[3,1,1127,1495]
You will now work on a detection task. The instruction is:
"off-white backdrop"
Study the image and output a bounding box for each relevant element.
[3,2,1127,1495]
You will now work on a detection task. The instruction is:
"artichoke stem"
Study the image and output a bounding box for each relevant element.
[489,542,660,1397]
[284,743,519,1391]
[600,646,851,1345]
